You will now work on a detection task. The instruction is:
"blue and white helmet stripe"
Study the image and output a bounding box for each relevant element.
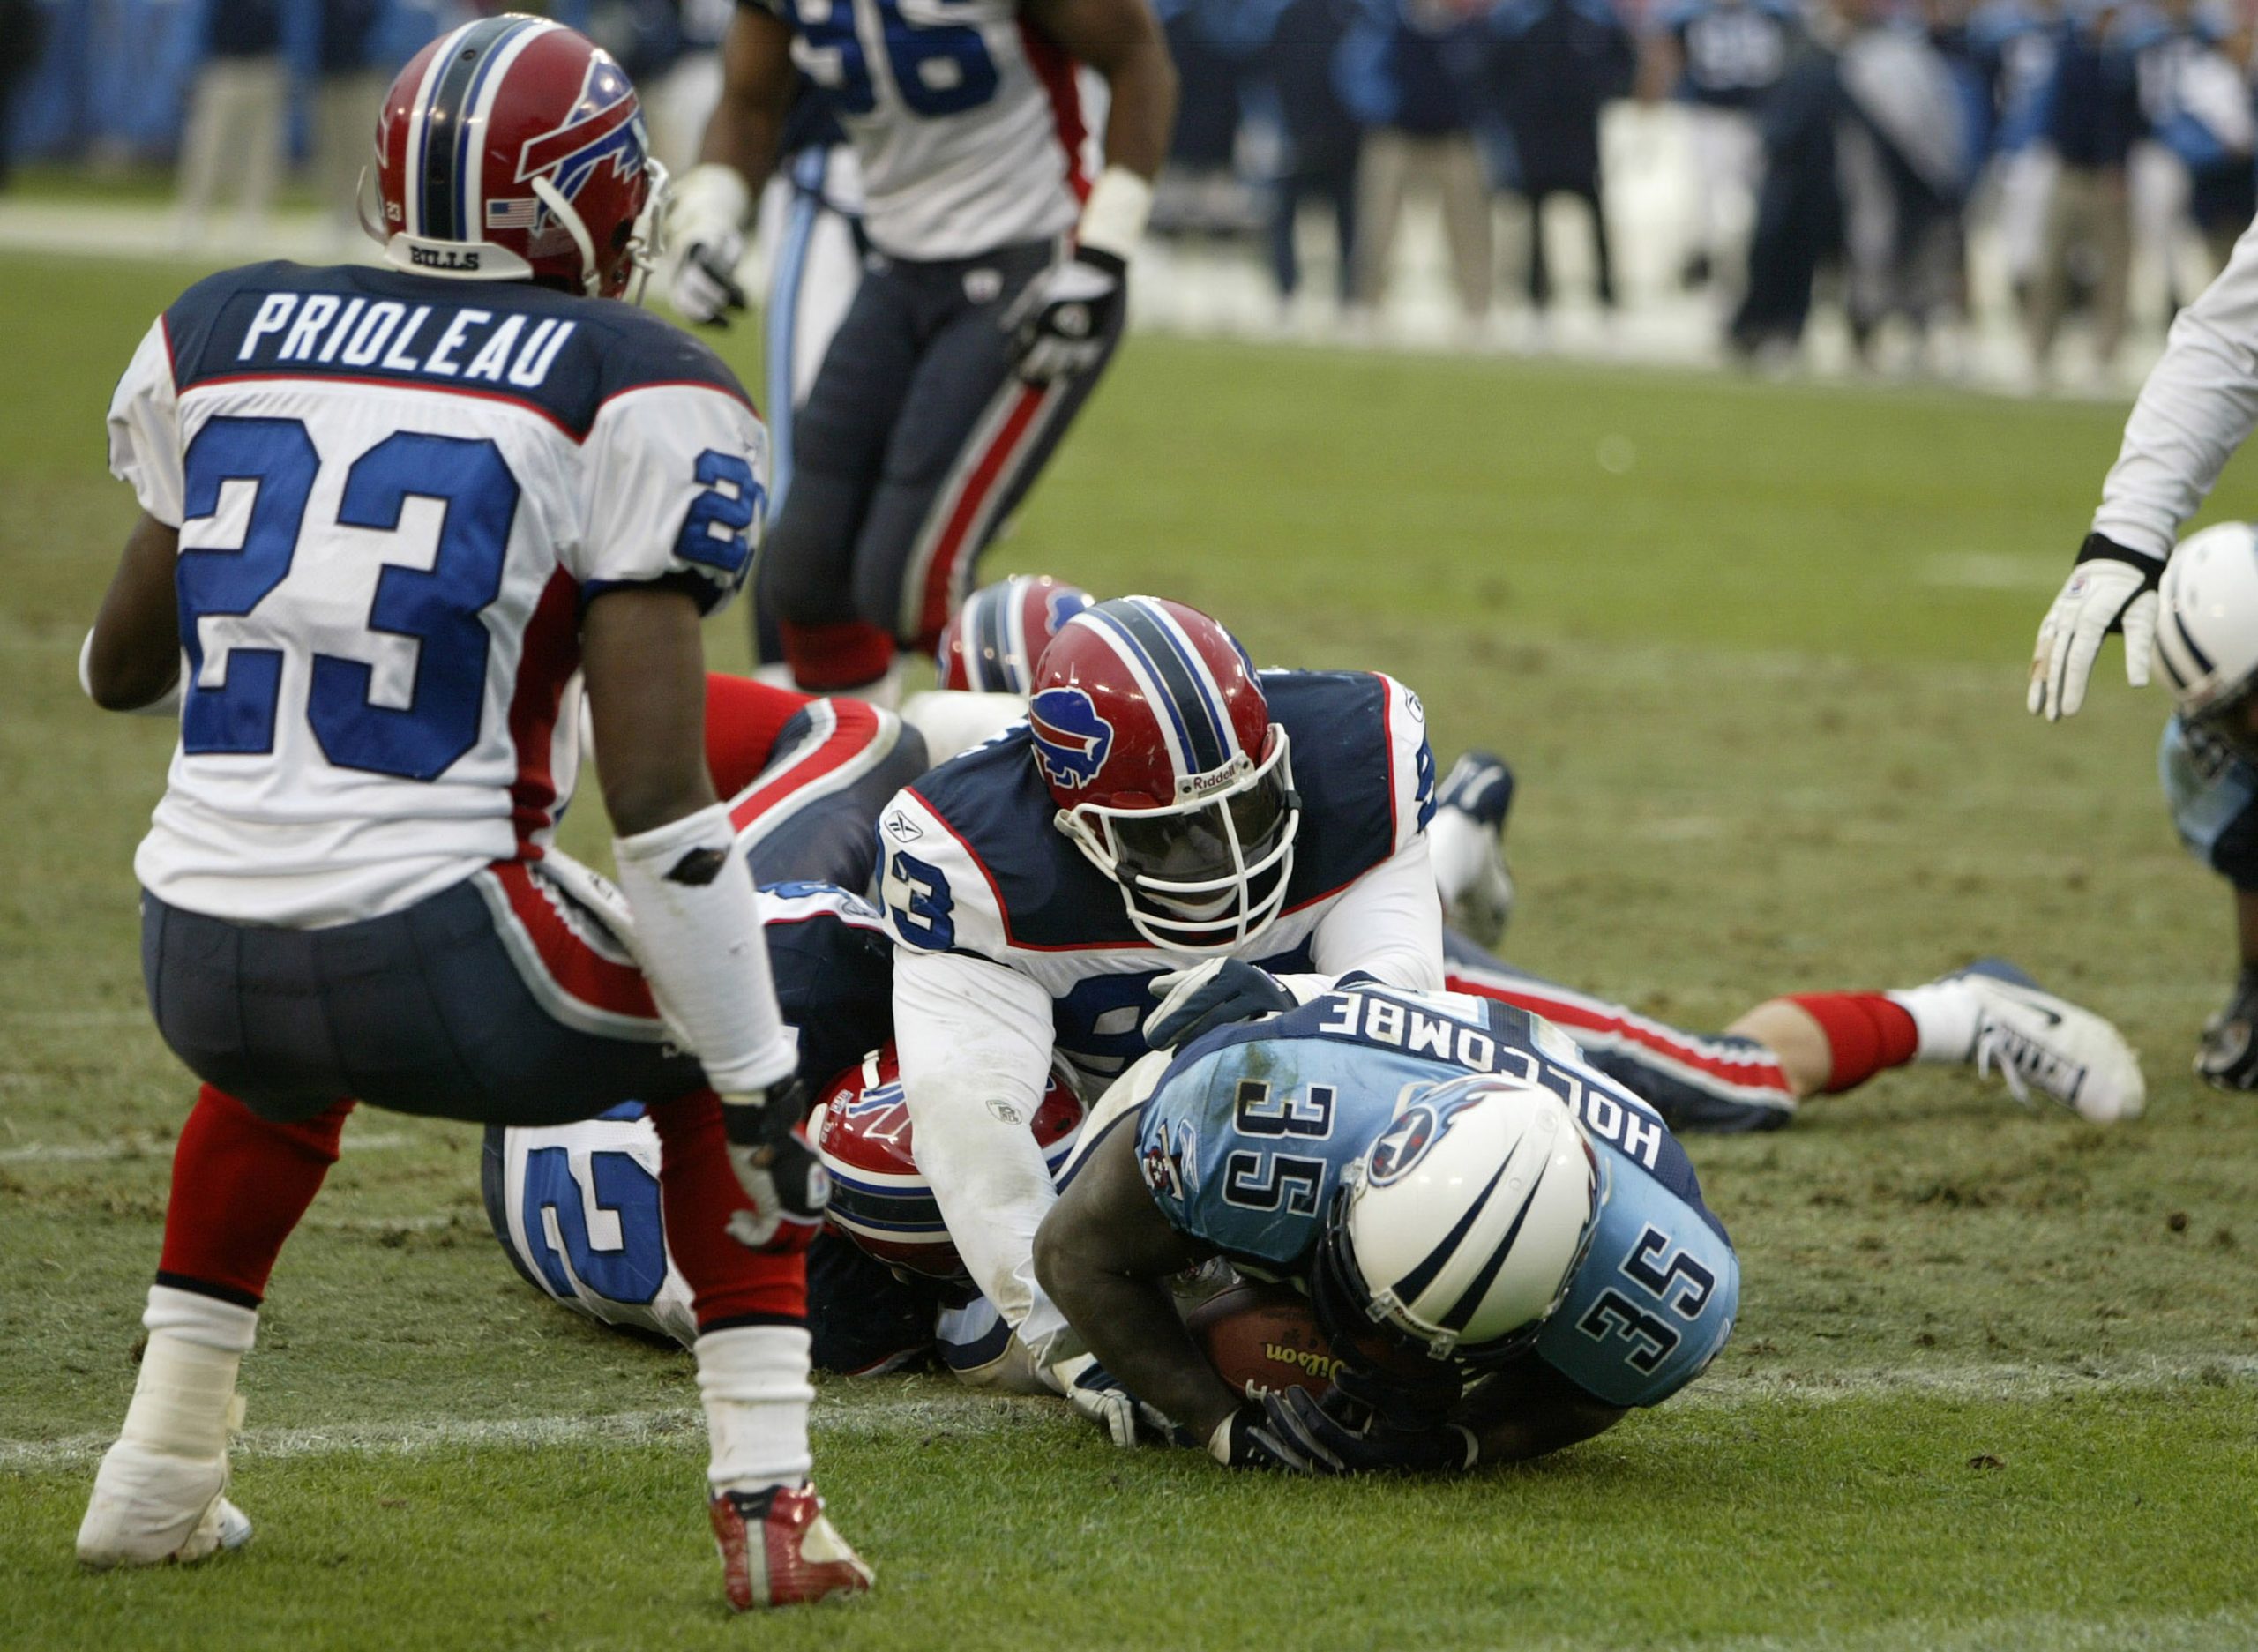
[1084,596,1243,783]
[408,15,555,243]
[973,579,1020,692]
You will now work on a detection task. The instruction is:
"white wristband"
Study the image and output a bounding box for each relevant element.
[1076,167,1153,263]
[612,801,796,1095]
[668,162,754,248]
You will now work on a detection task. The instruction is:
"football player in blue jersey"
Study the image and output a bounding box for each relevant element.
[73,24,871,1606]
[873,595,1445,1385]
[1034,981,1740,1471]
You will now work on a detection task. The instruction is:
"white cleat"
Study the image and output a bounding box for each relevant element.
[77,1439,252,1569]
[1950,959,2146,1124]
[1433,752,1518,949]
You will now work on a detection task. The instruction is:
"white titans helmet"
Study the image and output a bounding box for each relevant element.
[2157,522,2258,763]
[1312,1072,1606,1366]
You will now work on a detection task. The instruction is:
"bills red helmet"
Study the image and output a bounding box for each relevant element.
[1030,596,1301,952]
[809,1044,1086,1282]
[936,576,1095,692]
[366,16,666,300]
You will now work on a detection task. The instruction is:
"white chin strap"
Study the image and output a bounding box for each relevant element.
[368,159,670,303]
[529,174,602,296]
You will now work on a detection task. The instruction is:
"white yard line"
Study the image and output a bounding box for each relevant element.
[2,1391,1043,1471]
[0,1132,417,1165]
[4,1358,2248,1474]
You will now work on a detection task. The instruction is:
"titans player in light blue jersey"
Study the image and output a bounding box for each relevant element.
[1035,977,1738,1473]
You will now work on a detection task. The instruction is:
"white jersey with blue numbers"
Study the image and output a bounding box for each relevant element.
[108,261,769,926]
[482,1102,1027,1377]
[482,880,894,1343]
[750,0,1090,260]
[1132,985,1738,1409]
[878,670,1442,1089]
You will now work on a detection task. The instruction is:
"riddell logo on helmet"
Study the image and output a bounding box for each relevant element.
[1028,688,1114,790]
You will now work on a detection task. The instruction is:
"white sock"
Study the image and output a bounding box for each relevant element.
[118,1287,257,1459]
[696,1325,814,1495]
[1885,982,1983,1065]
[1426,807,1491,908]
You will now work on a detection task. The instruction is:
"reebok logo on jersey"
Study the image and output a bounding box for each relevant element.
[1028,687,1114,791]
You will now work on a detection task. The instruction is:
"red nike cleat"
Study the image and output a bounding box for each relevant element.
[708,1483,873,1610]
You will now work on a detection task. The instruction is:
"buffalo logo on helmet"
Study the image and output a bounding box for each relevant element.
[1043,585,1092,636]
[515,56,648,223]
[1028,687,1115,792]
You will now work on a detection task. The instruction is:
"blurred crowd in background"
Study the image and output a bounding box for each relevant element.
[7,0,2258,383]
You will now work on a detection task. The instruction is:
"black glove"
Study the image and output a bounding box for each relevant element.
[720,1076,828,1252]
[1206,1402,1314,1472]
[1004,249,1125,383]
[2198,964,2258,1091]
[1142,960,1298,1051]
[1256,1384,1478,1476]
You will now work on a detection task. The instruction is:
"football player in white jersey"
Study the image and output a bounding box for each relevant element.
[665,0,1176,700]
[2027,200,2258,1080]
[872,596,1447,1381]
[72,22,869,1609]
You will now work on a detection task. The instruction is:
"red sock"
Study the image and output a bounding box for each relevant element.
[1784,994,1920,1095]
[778,620,895,692]
[703,673,814,796]
[156,1086,356,1308]
[648,1089,808,1332]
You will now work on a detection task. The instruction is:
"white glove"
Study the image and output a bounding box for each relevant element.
[665,163,751,327]
[2027,534,2165,721]
[1058,1356,1178,1447]
[1003,250,1125,384]
[719,1078,829,1253]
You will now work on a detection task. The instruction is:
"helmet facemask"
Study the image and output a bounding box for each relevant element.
[1055,727,1302,953]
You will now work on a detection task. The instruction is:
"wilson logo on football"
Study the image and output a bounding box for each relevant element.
[1028,687,1114,791]
[1262,1342,1345,1382]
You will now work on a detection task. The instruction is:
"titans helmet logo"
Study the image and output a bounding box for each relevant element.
[1367,1104,1438,1187]
[1028,687,1114,792]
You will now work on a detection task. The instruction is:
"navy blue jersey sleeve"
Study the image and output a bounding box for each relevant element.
[758,885,897,1084]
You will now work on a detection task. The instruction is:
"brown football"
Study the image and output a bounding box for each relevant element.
[1185,1281,1346,1399]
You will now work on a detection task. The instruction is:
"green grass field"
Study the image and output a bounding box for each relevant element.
[4,252,2254,1651]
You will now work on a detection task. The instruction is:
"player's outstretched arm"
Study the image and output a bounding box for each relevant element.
[2031,214,2258,721]
[669,7,798,327]
[1033,1125,1236,1444]
[84,513,182,712]
[1023,0,1175,183]
[1006,0,1177,381]
[584,588,816,1245]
